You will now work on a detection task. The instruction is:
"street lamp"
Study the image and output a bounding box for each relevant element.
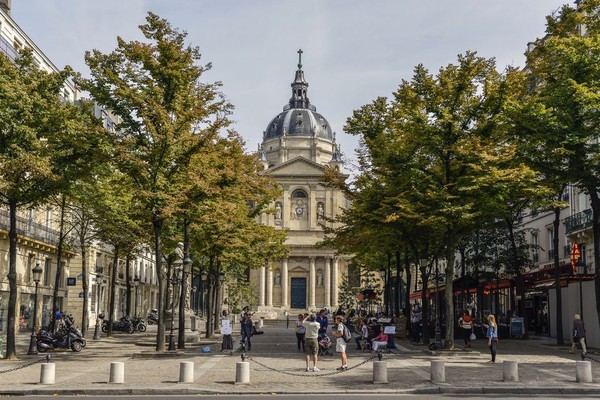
[191,286,197,316]
[93,269,104,340]
[200,270,208,317]
[576,263,585,321]
[27,263,43,355]
[379,266,387,316]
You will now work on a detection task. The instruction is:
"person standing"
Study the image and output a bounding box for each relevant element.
[295,314,306,352]
[333,315,348,371]
[458,310,473,349]
[410,303,422,343]
[484,314,498,363]
[221,310,233,353]
[241,313,253,351]
[570,314,587,355]
[316,309,328,339]
[302,313,320,371]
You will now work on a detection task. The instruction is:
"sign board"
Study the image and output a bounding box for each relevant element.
[78,292,85,298]
[395,316,407,337]
[221,319,232,335]
[66,278,76,286]
[510,317,524,338]
[383,326,396,335]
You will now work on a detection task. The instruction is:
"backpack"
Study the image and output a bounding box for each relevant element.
[342,324,352,342]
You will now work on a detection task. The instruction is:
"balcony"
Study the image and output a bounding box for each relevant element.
[564,209,593,234]
[0,209,60,246]
[0,35,18,61]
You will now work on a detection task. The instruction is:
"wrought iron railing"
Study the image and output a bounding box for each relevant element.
[0,209,61,246]
[564,209,593,234]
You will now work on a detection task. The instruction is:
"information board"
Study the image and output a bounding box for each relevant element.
[510,317,524,338]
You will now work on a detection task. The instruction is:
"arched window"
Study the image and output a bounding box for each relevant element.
[291,189,307,198]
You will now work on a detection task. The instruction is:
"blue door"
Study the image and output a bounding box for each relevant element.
[291,278,307,309]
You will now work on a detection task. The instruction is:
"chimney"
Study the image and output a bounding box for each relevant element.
[0,0,11,16]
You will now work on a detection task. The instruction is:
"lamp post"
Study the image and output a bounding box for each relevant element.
[27,263,43,355]
[191,286,197,316]
[200,270,208,317]
[576,263,584,321]
[93,269,104,340]
[379,266,387,316]
[133,276,140,317]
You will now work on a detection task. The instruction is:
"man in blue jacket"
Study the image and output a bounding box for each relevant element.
[316,309,328,339]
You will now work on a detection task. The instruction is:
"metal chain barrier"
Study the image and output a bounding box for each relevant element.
[243,353,377,377]
[0,354,51,374]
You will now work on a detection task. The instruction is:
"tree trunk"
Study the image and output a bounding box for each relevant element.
[419,266,430,344]
[403,252,411,319]
[588,188,600,337]
[5,198,18,359]
[553,205,564,345]
[153,214,165,352]
[506,218,528,339]
[205,281,214,338]
[80,237,89,337]
[107,245,119,337]
[125,255,131,317]
[51,195,67,331]
[395,251,401,317]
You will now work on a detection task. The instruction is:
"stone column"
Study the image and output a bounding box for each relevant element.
[266,268,273,307]
[282,259,289,308]
[258,265,266,307]
[309,257,316,310]
[309,185,317,229]
[332,257,339,308]
[324,257,331,309]
[282,185,290,229]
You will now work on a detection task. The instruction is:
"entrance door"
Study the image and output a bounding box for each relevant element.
[291,278,307,309]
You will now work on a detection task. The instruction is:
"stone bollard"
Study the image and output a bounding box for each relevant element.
[576,360,592,383]
[430,360,445,383]
[109,362,125,384]
[179,361,194,383]
[373,360,388,384]
[39,363,55,385]
[235,361,250,385]
[503,361,519,382]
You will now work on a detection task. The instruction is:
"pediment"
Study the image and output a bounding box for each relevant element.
[263,156,326,177]
[289,266,308,273]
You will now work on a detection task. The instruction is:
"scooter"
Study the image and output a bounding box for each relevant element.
[36,327,84,352]
[147,309,159,325]
[132,316,147,332]
[102,316,134,333]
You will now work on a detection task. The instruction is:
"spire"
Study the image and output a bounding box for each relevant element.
[289,49,310,109]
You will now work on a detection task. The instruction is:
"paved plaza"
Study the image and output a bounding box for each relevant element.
[0,321,599,396]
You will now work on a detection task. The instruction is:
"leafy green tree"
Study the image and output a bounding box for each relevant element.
[77,13,232,350]
[520,0,600,335]
[0,49,101,359]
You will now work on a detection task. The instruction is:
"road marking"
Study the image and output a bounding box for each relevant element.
[195,355,226,380]
[536,367,573,381]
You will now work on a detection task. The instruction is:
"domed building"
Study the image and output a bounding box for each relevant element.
[252,50,351,314]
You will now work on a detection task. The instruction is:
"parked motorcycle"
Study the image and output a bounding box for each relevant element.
[102,316,134,334]
[132,316,147,332]
[147,309,158,325]
[36,320,85,353]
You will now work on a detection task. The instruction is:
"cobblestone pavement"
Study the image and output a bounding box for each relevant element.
[0,321,599,395]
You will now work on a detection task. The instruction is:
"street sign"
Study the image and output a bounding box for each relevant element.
[66,277,76,286]
[570,243,581,273]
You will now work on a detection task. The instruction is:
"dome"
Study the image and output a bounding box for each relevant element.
[263,49,333,141]
[265,108,333,140]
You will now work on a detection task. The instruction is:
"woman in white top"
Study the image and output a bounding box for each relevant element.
[295,314,306,352]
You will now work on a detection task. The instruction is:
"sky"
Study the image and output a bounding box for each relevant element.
[11,0,568,175]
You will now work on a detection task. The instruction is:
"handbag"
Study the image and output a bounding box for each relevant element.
[469,333,476,341]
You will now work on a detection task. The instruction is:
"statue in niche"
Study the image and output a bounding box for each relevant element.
[317,203,324,220]
[317,269,323,287]
[275,203,282,220]
[275,270,281,286]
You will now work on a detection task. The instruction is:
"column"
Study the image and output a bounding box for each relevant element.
[282,185,290,229]
[309,185,317,229]
[324,257,331,309]
[309,257,316,310]
[282,259,289,308]
[332,257,339,308]
[267,267,273,307]
[258,265,266,307]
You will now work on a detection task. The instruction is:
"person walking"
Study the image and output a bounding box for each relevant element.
[484,314,498,363]
[458,310,474,349]
[570,314,587,355]
[333,315,348,371]
[295,314,306,352]
[302,313,320,371]
[241,313,253,351]
[354,318,369,350]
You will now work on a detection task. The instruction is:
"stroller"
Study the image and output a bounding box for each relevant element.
[318,335,333,356]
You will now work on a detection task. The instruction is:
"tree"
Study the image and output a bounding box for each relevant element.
[0,49,101,359]
[521,0,600,336]
[77,13,232,351]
